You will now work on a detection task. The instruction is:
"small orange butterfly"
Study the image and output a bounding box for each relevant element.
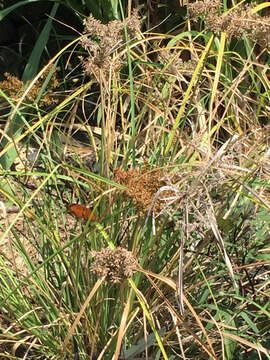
[68,204,99,222]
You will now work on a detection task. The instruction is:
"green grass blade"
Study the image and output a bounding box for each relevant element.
[165,34,214,155]
[129,279,169,360]
[208,32,226,139]
[0,0,43,20]
[22,3,59,82]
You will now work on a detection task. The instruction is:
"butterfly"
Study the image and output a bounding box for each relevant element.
[68,204,99,222]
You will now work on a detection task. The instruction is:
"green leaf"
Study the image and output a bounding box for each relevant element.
[0,0,47,21]
[63,0,86,16]
[22,3,59,82]
[85,0,118,21]
[167,31,199,46]
[239,311,259,334]
[123,327,166,359]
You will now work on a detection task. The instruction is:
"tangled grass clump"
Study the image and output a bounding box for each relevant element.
[0,1,270,359]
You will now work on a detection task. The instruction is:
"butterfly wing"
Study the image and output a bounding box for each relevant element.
[68,204,99,222]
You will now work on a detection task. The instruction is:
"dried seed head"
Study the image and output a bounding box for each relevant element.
[80,11,141,81]
[114,163,174,214]
[188,1,270,47]
[0,65,59,104]
[90,247,138,284]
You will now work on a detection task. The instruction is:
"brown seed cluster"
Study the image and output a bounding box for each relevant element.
[114,164,167,214]
[188,0,220,17]
[90,247,138,284]
[0,66,59,104]
[80,12,141,79]
[188,1,270,47]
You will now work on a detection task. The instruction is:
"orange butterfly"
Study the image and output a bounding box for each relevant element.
[68,204,99,222]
